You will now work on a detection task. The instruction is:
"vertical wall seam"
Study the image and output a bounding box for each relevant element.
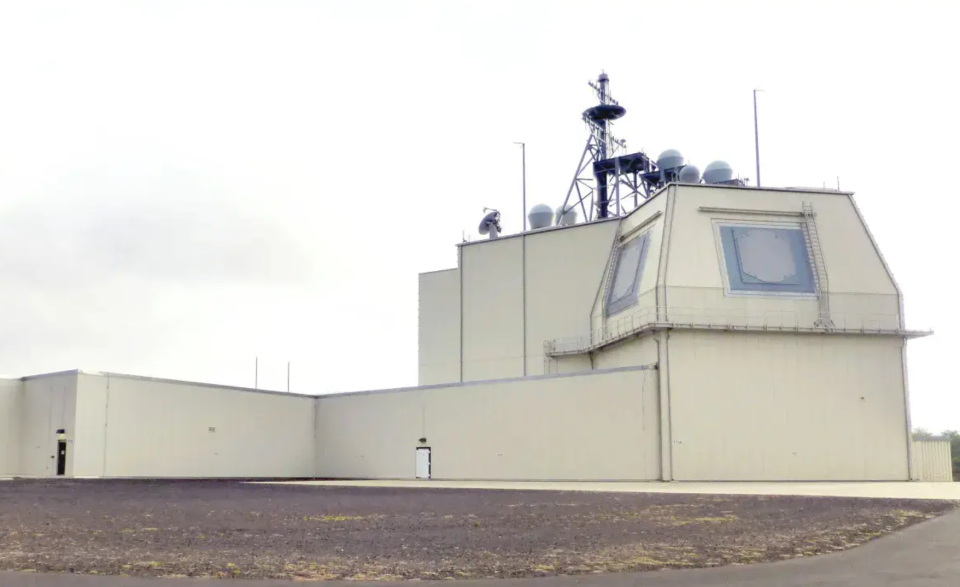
[102,376,110,478]
[664,330,674,480]
[522,233,527,376]
[312,396,319,479]
[900,339,914,480]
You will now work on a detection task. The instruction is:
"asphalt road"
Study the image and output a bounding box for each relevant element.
[2,508,958,587]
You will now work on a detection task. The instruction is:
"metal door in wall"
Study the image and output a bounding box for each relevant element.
[415,447,431,479]
[56,441,67,476]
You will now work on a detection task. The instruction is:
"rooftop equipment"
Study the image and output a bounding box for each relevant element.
[527,204,554,230]
[558,72,746,223]
[478,209,502,240]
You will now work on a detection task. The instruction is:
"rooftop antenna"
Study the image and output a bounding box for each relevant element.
[557,72,746,225]
[513,142,527,231]
[558,72,676,223]
[753,88,764,187]
[478,208,502,239]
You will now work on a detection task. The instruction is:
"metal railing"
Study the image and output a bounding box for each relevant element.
[545,305,931,357]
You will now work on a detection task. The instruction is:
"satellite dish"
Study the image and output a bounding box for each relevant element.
[703,160,734,184]
[478,209,502,239]
[657,149,685,170]
[679,165,701,183]
[555,205,578,226]
[527,204,553,230]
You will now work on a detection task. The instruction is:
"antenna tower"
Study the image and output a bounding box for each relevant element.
[558,73,666,223]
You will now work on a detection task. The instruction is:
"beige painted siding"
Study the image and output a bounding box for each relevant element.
[18,373,78,477]
[418,269,461,385]
[73,373,110,477]
[547,354,593,375]
[911,439,953,482]
[0,379,22,475]
[593,335,658,370]
[525,220,619,375]
[667,331,909,481]
[664,186,900,329]
[316,368,660,481]
[460,221,620,381]
[461,238,524,381]
[79,375,316,478]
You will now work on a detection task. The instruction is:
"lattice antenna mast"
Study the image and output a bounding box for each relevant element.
[585,74,627,161]
[559,72,750,225]
[559,73,637,224]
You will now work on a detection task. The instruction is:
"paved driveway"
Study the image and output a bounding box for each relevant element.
[261,479,960,501]
[2,509,958,587]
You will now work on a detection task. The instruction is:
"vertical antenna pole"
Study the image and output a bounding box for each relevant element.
[254,357,258,389]
[514,142,527,231]
[287,361,290,393]
[521,143,526,232]
[753,89,761,187]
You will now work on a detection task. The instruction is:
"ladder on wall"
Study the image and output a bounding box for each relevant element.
[802,202,834,328]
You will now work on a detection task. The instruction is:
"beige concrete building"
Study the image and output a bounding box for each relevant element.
[0,183,949,482]
[413,183,930,482]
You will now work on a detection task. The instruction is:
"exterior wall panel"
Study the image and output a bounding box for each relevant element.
[665,187,900,329]
[418,269,461,385]
[668,331,909,481]
[911,439,953,482]
[18,373,78,477]
[593,335,658,370]
[461,238,524,381]
[80,375,315,478]
[73,373,110,477]
[0,379,22,475]
[316,368,660,481]
[525,221,619,375]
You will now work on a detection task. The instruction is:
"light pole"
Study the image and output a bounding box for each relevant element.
[514,141,526,231]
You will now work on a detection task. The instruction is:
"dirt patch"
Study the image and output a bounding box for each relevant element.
[0,480,954,580]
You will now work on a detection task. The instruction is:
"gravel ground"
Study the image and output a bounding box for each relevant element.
[0,480,955,581]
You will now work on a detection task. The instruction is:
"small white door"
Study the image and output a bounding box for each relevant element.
[415,447,431,479]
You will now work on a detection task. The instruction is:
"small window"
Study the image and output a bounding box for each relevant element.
[606,233,650,316]
[718,224,816,295]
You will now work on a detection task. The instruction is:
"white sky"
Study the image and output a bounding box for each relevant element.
[0,0,956,432]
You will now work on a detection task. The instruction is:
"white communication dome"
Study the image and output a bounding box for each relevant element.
[657,149,684,170]
[527,204,554,230]
[703,160,734,184]
[555,205,578,226]
[679,164,701,183]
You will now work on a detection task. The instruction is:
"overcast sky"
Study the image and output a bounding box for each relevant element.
[0,1,956,431]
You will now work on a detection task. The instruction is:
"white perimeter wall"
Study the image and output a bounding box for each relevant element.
[667,331,910,481]
[75,374,316,478]
[315,367,660,481]
[18,373,78,477]
[0,379,22,475]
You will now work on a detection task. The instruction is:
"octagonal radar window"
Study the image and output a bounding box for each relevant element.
[478,209,502,239]
[527,204,553,230]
